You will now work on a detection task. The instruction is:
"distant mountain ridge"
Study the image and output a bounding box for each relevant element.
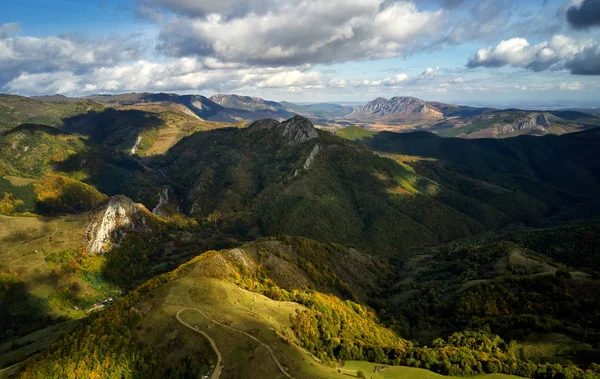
[8,91,599,139]
[348,96,444,122]
[209,94,285,112]
[86,93,240,123]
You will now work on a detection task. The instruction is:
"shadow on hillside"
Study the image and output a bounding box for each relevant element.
[1,123,66,137]
[360,130,600,219]
[0,276,58,345]
[62,108,163,147]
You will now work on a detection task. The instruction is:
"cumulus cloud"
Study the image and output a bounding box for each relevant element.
[0,30,143,87]
[155,0,444,66]
[565,44,600,75]
[467,35,595,72]
[138,0,274,19]
[4,58,327,95]
[567,0,600,29]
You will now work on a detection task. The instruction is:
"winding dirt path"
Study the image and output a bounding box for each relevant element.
[176,307,296,379]
[176,308,223,379]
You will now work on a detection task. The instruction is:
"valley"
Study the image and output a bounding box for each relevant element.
[0,93,599,379]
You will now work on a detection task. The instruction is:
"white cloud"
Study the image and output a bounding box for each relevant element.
[0,31,143,86]
[4,58,327,95]
[467,35,594,72]
[156,0,444,66]
[382,67,440,86]
[255,71,322,88]
[383,73,410,86]
[6,71,80,94]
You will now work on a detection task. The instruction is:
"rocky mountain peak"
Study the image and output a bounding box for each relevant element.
[248,115,318,143]
[348,96,439,121]
[87,195,151,254]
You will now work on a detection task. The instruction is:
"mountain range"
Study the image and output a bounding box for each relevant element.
[1,92,600,379]
[5,92,594,140]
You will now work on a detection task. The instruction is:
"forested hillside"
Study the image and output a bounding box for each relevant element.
[1,102,599,379]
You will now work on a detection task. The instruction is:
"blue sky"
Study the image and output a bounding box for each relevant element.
[1,0,599,106]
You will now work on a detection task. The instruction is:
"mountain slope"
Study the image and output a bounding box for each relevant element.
[155,116,527,255]
[435,109,600,138]
[0,94,104,133]
[86,93,240,122]
[280,101,355,119]
[338,96,599,138]
[12,237,596,379]
[210,94,284,111]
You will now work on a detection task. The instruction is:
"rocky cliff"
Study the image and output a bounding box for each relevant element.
[87,195,152,254]
[248,115,318,143]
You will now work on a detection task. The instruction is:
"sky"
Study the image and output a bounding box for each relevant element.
[1,0,600,106]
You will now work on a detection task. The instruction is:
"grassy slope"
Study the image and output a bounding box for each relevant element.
[335,126,375,141]
[0,213,121,329]
[0,95,104,132]
[11,241,525,379]
[343,361,518,379]
[0,214,89,298]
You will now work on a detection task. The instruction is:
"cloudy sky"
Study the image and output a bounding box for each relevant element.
[1,0,600,105]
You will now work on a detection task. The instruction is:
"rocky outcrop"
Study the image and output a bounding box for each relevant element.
[277,116,319,142]
[152,187,178,217]
[303,144,320,170]
[129,135,142,155]
[248,115,318,143]
[349,96,441,121]
[87,195,151,254]
[500,112,554,134]
[294,143,321,177]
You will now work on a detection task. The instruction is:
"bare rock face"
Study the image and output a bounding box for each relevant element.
[152,187,177,217]
[303,144,320,170]
[87,195,151,254]
[348,96,437,121]
[501,112,554,134]
[248,115,318,143]
[276,115,319,142]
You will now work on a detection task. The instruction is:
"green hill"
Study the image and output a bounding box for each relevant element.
[10,238,598,378]
[0,94,104,133]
